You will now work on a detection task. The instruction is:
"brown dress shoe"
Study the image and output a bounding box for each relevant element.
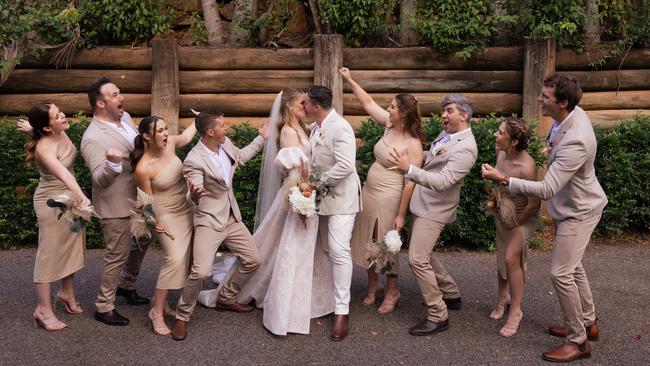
[215,301,255,313]
[542,340,591,362]
[548,319,599,341]
[331,314,349,341]
[408,319,449,336]
[171,319,188,341]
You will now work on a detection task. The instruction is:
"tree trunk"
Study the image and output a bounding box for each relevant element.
[584,0,600,45]
[0,40,24,89]
[231,0,256,47]
[201,0,224,47]
[400,0,417,46]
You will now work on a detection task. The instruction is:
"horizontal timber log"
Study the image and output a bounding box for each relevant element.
[178,48,313,70]
[556,48,650,70]
[587,109,649,127]
[179,70,313,93]
[343,47,523,70]
[0,69,152,93]
[344,70,522,93]
[0,93,151,116]
[580,91,650,110]
[19,47,152,69]
[343,93,522,115]
[560,70,650,91]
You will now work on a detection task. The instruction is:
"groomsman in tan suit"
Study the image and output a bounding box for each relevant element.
[304,86,362,341]
[171,111,267,341]
[390,95,478,336]
[483,74,607,362]
[81,77,151,326]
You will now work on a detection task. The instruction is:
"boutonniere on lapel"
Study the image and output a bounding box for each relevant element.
[316,127,326,148]
[541,143,552,158]
[435,149,446,157]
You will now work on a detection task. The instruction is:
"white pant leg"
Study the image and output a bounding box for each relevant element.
[320,214,356,315]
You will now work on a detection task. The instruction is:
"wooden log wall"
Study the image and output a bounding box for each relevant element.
[1,46,648,131]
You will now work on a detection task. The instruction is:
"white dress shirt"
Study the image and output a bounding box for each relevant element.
[97,116,138,173]
[200,140,232,187]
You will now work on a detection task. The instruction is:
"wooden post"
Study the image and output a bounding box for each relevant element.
[151,39,180,134]
[400,0,417,46]
[523,37,556,136]
[313,34,344,114]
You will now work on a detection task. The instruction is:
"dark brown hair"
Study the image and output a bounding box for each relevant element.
[395,93,424,143]
[130,115,161,170]
[87,76,112,112]
[195,110,225,136]
[543,73,583,112]
[24,103,53,164]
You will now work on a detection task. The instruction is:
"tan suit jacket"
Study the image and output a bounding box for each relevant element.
[409,128,478,223]
[510,106,607,221]
[183,136,265,231]
[80,112,137,219]
[310,110,362,216]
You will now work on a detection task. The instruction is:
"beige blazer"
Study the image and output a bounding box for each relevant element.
[310,110,362,216]
[510,106,607,221]
[409,128,478,223]
[80,112,137,219]
[183,136,265,231]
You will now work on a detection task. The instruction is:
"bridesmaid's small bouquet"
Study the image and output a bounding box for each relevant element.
[367,230,403,274]
[481,182,518,228]
[47,191,100,233]
[129,189,174,245]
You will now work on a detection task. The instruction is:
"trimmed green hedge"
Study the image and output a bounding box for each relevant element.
[1,114,648,250]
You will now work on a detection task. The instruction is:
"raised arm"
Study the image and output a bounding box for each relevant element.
[80,137,123,189]
[35,140,89,204]
[339,67,390,125]
[173,121,197,150]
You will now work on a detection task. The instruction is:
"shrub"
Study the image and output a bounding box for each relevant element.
[413,0,516,60]
[320,0,398,47]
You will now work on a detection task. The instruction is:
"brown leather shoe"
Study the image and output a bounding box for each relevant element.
[170,319,188,341]
[408,318,449,336]
[542,340,591,362]
[548,319,599,341]
[331,314,349,341]
[215,301,255,313]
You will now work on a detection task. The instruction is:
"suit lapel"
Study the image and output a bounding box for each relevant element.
[424,132,446,166]
[198,143,227,187]
[95,120,132,151]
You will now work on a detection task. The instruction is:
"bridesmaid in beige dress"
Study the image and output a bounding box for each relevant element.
[26,103,91,331]
[487,117,540,337]
[340,68,424,314]
[131,115,197,335]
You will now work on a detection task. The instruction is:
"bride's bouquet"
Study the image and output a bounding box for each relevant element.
[47,191,100,233]
[307,170,334,205]
[367,230,403,274]
[129,189,174,246]
[288,182,317,228]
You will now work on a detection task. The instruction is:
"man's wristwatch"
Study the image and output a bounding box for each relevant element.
[498,175,509,186]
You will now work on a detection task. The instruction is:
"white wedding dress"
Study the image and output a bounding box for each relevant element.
[199,138,335,335]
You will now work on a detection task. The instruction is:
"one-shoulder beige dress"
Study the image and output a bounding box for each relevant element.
[150,156,193,289]
[494,187,539,281]
[33,142,86,283]
[351,137,405,275]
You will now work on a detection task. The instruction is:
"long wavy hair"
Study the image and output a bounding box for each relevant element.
[395,93,424,143]
[24,103,54,164]
[130,115,161,171]
[276,88,309,149]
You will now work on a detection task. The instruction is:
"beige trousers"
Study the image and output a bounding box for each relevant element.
[550,213,601,344]
[408,215,460,322]
[95,218,150,313]
[176,215,260,322]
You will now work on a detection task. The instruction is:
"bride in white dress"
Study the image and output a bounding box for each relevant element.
[200,89,335,335]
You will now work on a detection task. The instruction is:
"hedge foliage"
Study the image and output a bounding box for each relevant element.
[1,114,648,250]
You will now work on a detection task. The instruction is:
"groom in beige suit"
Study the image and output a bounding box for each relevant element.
[81,77,151,326]
[483,74,607,362]
[305,86,362,341]
[171,111,267,341]
[390,95,478,336]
